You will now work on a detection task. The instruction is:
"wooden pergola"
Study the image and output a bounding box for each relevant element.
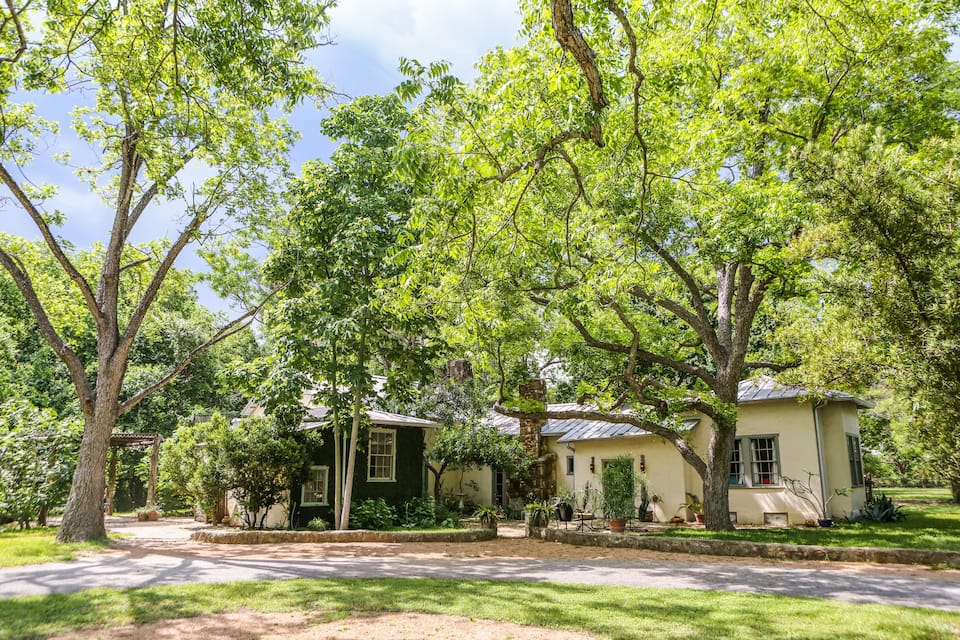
[104,433,162,515]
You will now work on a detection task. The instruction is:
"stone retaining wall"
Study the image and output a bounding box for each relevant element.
[528,527,960,567]
[191,528,496,545]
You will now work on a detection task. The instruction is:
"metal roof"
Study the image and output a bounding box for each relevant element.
[486,403,698,443]
[737,377,873,408]
[302,406,437,429]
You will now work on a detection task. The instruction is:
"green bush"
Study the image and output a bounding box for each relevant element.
[349,498,396,530]
[305,516,328,531]
[400,496,437,529]
[859,493,905,522]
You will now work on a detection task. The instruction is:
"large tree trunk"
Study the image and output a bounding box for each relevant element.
[56,409,116,542]
[702,415,736,531]
[951,476,960,504]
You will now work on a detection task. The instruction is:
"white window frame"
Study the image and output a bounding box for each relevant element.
[729,438,745,486]
[729,435,781,488]
[367,427,397,482]
[301,465,329,506]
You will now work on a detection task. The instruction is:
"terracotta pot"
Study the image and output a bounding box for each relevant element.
[479,519,497,532]
[694,513,705,524]
[608,518,627,533]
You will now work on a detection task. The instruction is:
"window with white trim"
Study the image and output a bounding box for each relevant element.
[750,437,780,486]
[367,428,396,482]
[729,439,744,486]
[847,435,864,486]
[729,436,781,487]
[301,465,328,506]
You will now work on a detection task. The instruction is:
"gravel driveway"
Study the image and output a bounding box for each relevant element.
[7,516,957,612]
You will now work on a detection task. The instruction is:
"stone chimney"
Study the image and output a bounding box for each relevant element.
[518,379,547,457]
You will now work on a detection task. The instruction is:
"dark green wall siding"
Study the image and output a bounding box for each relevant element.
[293,425,426,528]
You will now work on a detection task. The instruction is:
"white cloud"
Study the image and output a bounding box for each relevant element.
[328,0,521,79]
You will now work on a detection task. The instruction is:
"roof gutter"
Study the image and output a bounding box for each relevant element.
[812,399,830,515]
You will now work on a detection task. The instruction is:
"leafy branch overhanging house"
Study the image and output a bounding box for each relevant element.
[461,376,871,525]
[232,375,869,528]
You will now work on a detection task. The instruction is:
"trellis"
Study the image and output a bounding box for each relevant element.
[104,433,162,515]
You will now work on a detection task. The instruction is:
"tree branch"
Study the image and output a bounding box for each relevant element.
[118,286,279,416]
[0,163,105,330]
[494,401,706,476]
[0,247,94,414]
[0,0,30,64]
[551,0,608,112]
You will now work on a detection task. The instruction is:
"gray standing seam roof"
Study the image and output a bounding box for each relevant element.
[488,377,869,441]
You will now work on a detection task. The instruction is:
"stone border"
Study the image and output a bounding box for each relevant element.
[191,528,496,544]
[529,527,960,567]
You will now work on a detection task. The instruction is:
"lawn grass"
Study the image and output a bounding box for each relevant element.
[0,578,957,640]
[879,487,952,503]
[652,489,960,551]
[0,528,112,568]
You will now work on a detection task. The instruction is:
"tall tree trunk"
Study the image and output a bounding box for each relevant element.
[332,341,343,528]
[338,330,367,530]
[951,476,960,504]
[702,415,736,531]
[57,409,115,542]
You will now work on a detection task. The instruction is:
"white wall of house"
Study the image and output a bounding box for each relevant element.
[439,396,866,526]
[544,435,686,523]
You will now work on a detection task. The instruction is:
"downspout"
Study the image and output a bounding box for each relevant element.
[812,399,829,517]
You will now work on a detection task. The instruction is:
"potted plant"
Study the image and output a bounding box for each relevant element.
[784,471,849,528]
[473,504,500,531]
[525,501,551,530]
[679,493,704,524]
[601,456,638,533]
[636,477,655,522]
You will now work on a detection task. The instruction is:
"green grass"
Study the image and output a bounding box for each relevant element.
[653,491,960,551]
[877,487,952,503]
[0,578,957,640]
[0,528,112,568]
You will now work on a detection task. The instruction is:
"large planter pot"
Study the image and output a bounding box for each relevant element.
[608,518,627,533]
[818,518,834,528]
[694,513,705,524]
[479,519,498,533]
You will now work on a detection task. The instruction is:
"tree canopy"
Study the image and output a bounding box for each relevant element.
[403,0,959,528]
[0,0,331,541]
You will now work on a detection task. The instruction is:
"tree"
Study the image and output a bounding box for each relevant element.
[799,129,960,500]
[216,417,308,528]
[158,413,230,519]
[411,379,533,502]
[265,94,439,529]
[405,0,957,528]
[0,0,331,541]
[0,399,82,528]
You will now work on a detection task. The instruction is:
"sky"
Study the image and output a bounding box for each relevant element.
[0,0,522,312]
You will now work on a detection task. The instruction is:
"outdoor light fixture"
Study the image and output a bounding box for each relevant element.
[640,454,646,472]
[590,456,595,473]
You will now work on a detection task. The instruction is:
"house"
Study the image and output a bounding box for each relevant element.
[450,377,870,525]
[233,388,438,528]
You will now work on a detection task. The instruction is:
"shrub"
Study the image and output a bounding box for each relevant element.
[400,496,437,529]
[349,498,396,530]
[859,493,905,522]
[305,516,329,531]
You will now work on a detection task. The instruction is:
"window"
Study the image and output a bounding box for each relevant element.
[301,465,328,506]
[729,436,781,487]
[729,439,744,486]
[847,435,864,486]
[750,437,780,485]
[368,428,396,482]
[566,455,575,476]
